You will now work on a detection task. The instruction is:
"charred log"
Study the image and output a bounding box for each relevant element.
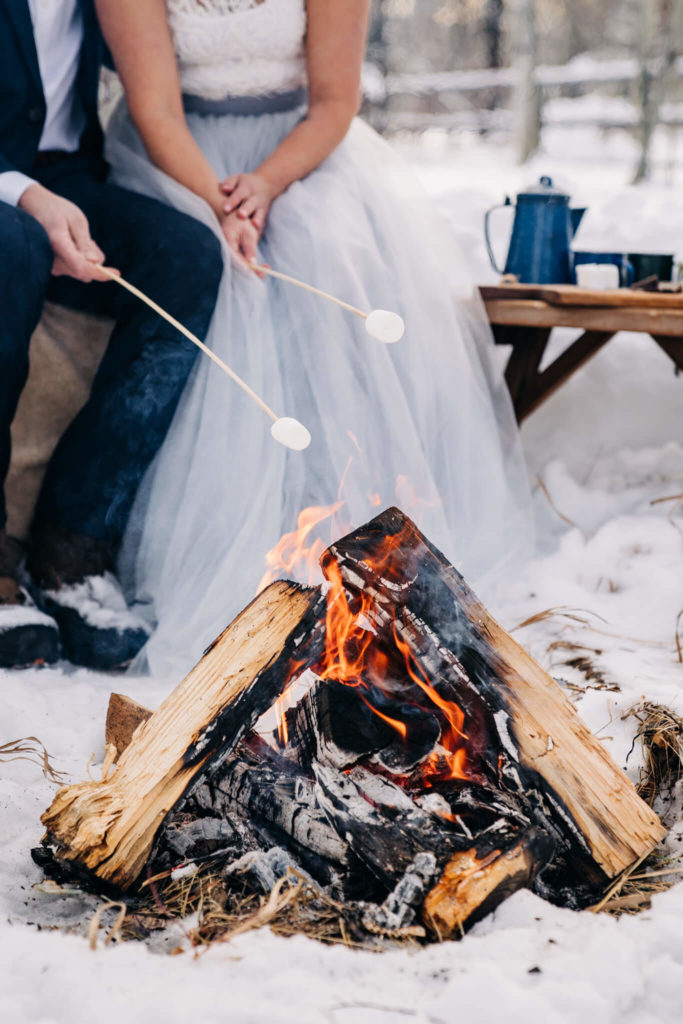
[325,508,665,879]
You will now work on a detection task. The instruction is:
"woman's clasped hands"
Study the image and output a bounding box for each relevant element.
[217,171,277,269]
[221,171,277,232]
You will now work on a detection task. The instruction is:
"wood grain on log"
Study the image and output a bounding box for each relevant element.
[423,827,553,937]
[105,693,152,758]
[325,508,665,878]
[213,755,350,869]
[41,581,324,890]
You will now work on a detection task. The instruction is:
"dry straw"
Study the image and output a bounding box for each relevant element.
[590,701,683,916]
[0,736,65,782]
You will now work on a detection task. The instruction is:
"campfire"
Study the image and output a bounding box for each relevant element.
[36,509,664,942]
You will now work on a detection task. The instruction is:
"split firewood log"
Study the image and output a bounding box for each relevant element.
[41,581,325,890]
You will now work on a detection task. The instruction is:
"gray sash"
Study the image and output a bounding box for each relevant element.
[183,88,307,117]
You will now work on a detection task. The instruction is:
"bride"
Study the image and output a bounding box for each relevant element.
[96,0,532,677]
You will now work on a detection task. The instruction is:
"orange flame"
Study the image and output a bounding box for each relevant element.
[257,501,344,593]
[275,692,289,747]
[317,531,470,782]
[318,553,408,739]
[258,446,467,778]
[359,692,408,740]
[392,623,469,784]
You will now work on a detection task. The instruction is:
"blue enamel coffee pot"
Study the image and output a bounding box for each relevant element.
[484,176,585,284]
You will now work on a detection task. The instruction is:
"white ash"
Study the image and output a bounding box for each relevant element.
[170,862,198,881]
[362,852,437,934]
[494,709,519,763]
[416,792,453,819]
[223,847,314,894]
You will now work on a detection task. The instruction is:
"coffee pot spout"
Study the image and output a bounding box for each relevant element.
[570,207,586,238]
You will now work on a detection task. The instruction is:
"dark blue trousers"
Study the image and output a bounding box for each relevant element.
[0,155,223,545]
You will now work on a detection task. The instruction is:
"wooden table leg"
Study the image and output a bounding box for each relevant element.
[501,327,552,421]
[651,335,683,374]
[515,329,616,422]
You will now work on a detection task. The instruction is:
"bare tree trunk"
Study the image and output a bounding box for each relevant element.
[484,0,504,68]
[633,0,661,184]
[363,0,389,132]
[484,0,505,109]
[511,0,541,164]
[659,0,683,182]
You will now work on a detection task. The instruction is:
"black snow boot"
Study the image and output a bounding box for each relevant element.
[27,524,151,672]
[0,531,60,668]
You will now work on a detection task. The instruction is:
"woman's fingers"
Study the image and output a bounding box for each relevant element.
[236,196,259,219]
[220,175,239,195]
[223,182,253,214]
[221,211,261,272]
[238,225,258,265]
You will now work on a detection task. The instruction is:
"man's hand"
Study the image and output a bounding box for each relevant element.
[220,172,277,236]
[18,183,114,283]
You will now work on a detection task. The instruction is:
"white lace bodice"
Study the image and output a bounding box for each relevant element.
[166,0,307,100]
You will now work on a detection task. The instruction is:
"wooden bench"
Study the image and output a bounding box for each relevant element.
[7,306,110,541]
[480,283,683,423]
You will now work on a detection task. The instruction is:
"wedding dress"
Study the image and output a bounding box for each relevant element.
[105,0,533,677]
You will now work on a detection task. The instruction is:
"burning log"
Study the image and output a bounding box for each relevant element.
[41,581,324,889]
[37,509,665,941]
[324,508,665,879]
[205,745,350,874]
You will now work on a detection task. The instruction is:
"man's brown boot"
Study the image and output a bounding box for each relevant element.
[0,530,60,668]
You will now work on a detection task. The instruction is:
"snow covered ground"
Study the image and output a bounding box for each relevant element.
[2,118,683,1023]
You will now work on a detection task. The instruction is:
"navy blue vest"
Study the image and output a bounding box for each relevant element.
[0,0,104,176]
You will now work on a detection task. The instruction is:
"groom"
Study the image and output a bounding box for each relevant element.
[0,0,223,669]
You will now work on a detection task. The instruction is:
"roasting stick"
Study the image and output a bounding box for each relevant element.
[95,264,311,450]
[96,265,273,418]
[256,264,366,317]
[253,263,406,344]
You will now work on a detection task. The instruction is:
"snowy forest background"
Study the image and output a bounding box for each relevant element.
[363,0,683,181]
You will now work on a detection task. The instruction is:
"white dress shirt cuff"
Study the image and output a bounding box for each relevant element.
[0,171,38,207]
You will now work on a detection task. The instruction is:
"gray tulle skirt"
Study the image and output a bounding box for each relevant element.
[105,99,533,678]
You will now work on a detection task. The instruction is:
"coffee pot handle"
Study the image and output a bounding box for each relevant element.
[484,198,513,276]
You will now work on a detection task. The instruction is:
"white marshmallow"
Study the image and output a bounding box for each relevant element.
[270,417,312,451]
[364,309,405,343]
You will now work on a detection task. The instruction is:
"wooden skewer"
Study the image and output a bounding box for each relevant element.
[252,263,405,344]
[254,264,367,320]
[96,264,278,422]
